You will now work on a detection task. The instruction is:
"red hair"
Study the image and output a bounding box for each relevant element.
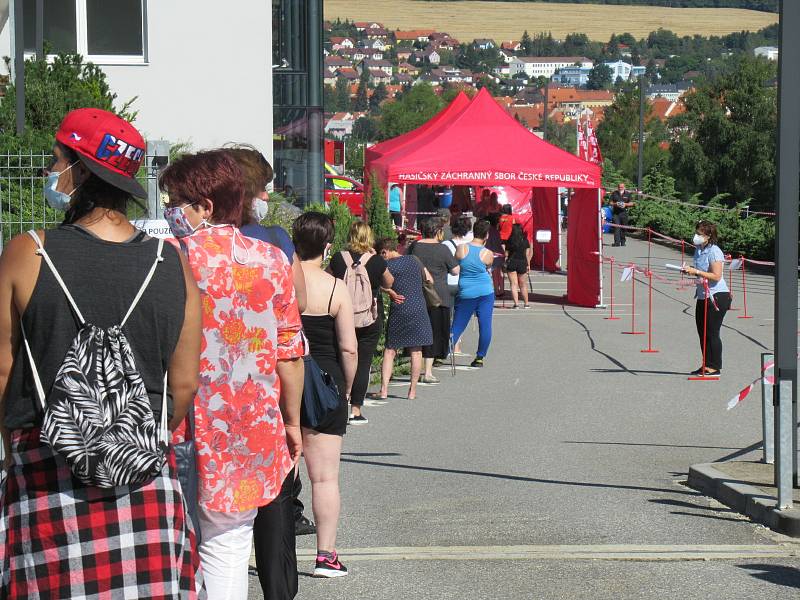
[159,150,247,226]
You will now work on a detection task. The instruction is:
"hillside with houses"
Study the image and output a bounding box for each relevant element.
[322,19,777,147]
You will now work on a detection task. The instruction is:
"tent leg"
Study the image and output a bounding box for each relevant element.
[596,187,605,308]
[402,183,407,229]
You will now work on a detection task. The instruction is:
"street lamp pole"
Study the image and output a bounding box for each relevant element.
[12,0,25,136]
[637,75,646,192]
[774,0,799,506]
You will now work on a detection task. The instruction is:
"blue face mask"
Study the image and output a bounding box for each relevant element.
[163,204,201,238]
[43,163,79,210]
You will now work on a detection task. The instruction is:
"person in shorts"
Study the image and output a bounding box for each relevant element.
[505,223,532,309]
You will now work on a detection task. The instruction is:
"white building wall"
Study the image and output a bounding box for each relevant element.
[0,1,273,162]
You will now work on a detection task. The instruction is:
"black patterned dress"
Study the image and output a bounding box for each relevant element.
[385,256,433,349]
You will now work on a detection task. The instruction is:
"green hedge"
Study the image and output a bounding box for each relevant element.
[629,194,775,260]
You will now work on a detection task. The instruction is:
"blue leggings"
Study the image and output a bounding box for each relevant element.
[451,294,494,358]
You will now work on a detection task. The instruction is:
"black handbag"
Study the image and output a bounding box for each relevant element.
[409,253,442,309]
[174,404,201,544]
[301,356,342,429]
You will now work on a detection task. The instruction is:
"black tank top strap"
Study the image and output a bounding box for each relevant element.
[327,279,337,315]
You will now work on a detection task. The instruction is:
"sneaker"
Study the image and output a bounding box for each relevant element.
[314,551,348,578]
[295,515,316,536]
[470,357,484,368]
[511,304,519,309]
[420,375,440,384]
[432,359,444,367]
[349,414,369,425]
[522,304,531,309]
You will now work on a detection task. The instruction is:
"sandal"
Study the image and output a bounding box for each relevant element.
[367,392,388,400]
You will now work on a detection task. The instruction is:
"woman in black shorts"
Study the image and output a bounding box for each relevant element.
[292,212,358,577]
[505,223,532,309]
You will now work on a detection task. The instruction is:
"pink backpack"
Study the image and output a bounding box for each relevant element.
[341,251,377,328]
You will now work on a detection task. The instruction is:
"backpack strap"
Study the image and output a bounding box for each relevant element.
[160,371,169,442]
[121,238,165,327]
[27,230,86,325]
[20,323,46,411]
[341,250,353,268]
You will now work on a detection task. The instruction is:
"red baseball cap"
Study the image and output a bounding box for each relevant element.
[55,108,147,199]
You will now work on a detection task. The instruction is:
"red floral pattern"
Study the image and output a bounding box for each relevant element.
[170,228,304,512]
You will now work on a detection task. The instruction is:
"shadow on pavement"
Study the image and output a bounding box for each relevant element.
[340,457,695,496]
[589,368,691,376]
[560,306,634,374]
[738,564,800,589]
[564,441,745,451]
[668,510,747,524]
[714,441,763,462]
[342,452,402,457]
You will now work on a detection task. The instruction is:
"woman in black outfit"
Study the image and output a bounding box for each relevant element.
[329,221,396,425]
[409,219,459,383]
[292,212,357,578]
[505,223,532,309]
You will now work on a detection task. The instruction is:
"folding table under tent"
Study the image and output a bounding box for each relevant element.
[365,87,604,308]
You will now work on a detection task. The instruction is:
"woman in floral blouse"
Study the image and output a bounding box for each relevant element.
[160,150,305,600]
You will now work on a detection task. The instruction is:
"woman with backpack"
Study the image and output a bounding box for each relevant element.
[292,212,358,577]
[329,221,396,425]
[0,109,204,598]
[160,150,306,599]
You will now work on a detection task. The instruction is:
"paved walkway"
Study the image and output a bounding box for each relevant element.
[249,234,799,599]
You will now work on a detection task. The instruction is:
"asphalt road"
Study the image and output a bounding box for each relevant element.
[248,234,799,599]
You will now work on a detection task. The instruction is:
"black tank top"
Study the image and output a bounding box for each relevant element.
[4,226,186,430]
[301,280,339,364]
[301,281,344,394]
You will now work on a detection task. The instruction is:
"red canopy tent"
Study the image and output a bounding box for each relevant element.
[365,91,471,165]
[365,88,603,307]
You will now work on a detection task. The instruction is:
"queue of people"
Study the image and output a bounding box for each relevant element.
[0,108,528,600]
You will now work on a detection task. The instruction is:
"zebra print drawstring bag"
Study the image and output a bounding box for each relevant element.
[21,230,170,488]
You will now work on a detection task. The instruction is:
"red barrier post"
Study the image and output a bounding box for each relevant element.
[647,228,652,272]
[737,255,753,319]
[677,241,689,290]
[604,257,620,321]
[641,270,659,353]
[688,284,720,381]
[622,266,645,335]
[727,255,740,311]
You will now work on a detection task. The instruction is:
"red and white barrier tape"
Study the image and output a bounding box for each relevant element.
[727,360,775,410]
[604,190,777,217]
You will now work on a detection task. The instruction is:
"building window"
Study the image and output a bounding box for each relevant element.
[23,0,145,62]
[23,0,76,53]
[86,0,144,56]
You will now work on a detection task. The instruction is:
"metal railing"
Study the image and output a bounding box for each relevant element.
[0,152,158,247]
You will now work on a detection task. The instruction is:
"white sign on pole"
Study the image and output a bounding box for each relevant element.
[131,219,174,240]
[620,266,634,282]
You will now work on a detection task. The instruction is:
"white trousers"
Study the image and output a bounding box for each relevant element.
[198,506,258,600]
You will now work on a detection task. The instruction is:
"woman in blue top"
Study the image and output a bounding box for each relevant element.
[451,220,496,368]
[684,220,730,376]
[389,184,404,228]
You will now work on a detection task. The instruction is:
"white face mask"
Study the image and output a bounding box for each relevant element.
[252,198,268,222]
[692,233,707,247]
[43,162,80,210]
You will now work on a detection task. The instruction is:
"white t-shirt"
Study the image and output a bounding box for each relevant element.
[444,235,472,287]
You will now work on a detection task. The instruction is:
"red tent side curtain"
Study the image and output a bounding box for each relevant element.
[530,188,560,272]
[567,188,601,307]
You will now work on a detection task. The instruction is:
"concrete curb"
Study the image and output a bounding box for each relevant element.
[688,462,800,538]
